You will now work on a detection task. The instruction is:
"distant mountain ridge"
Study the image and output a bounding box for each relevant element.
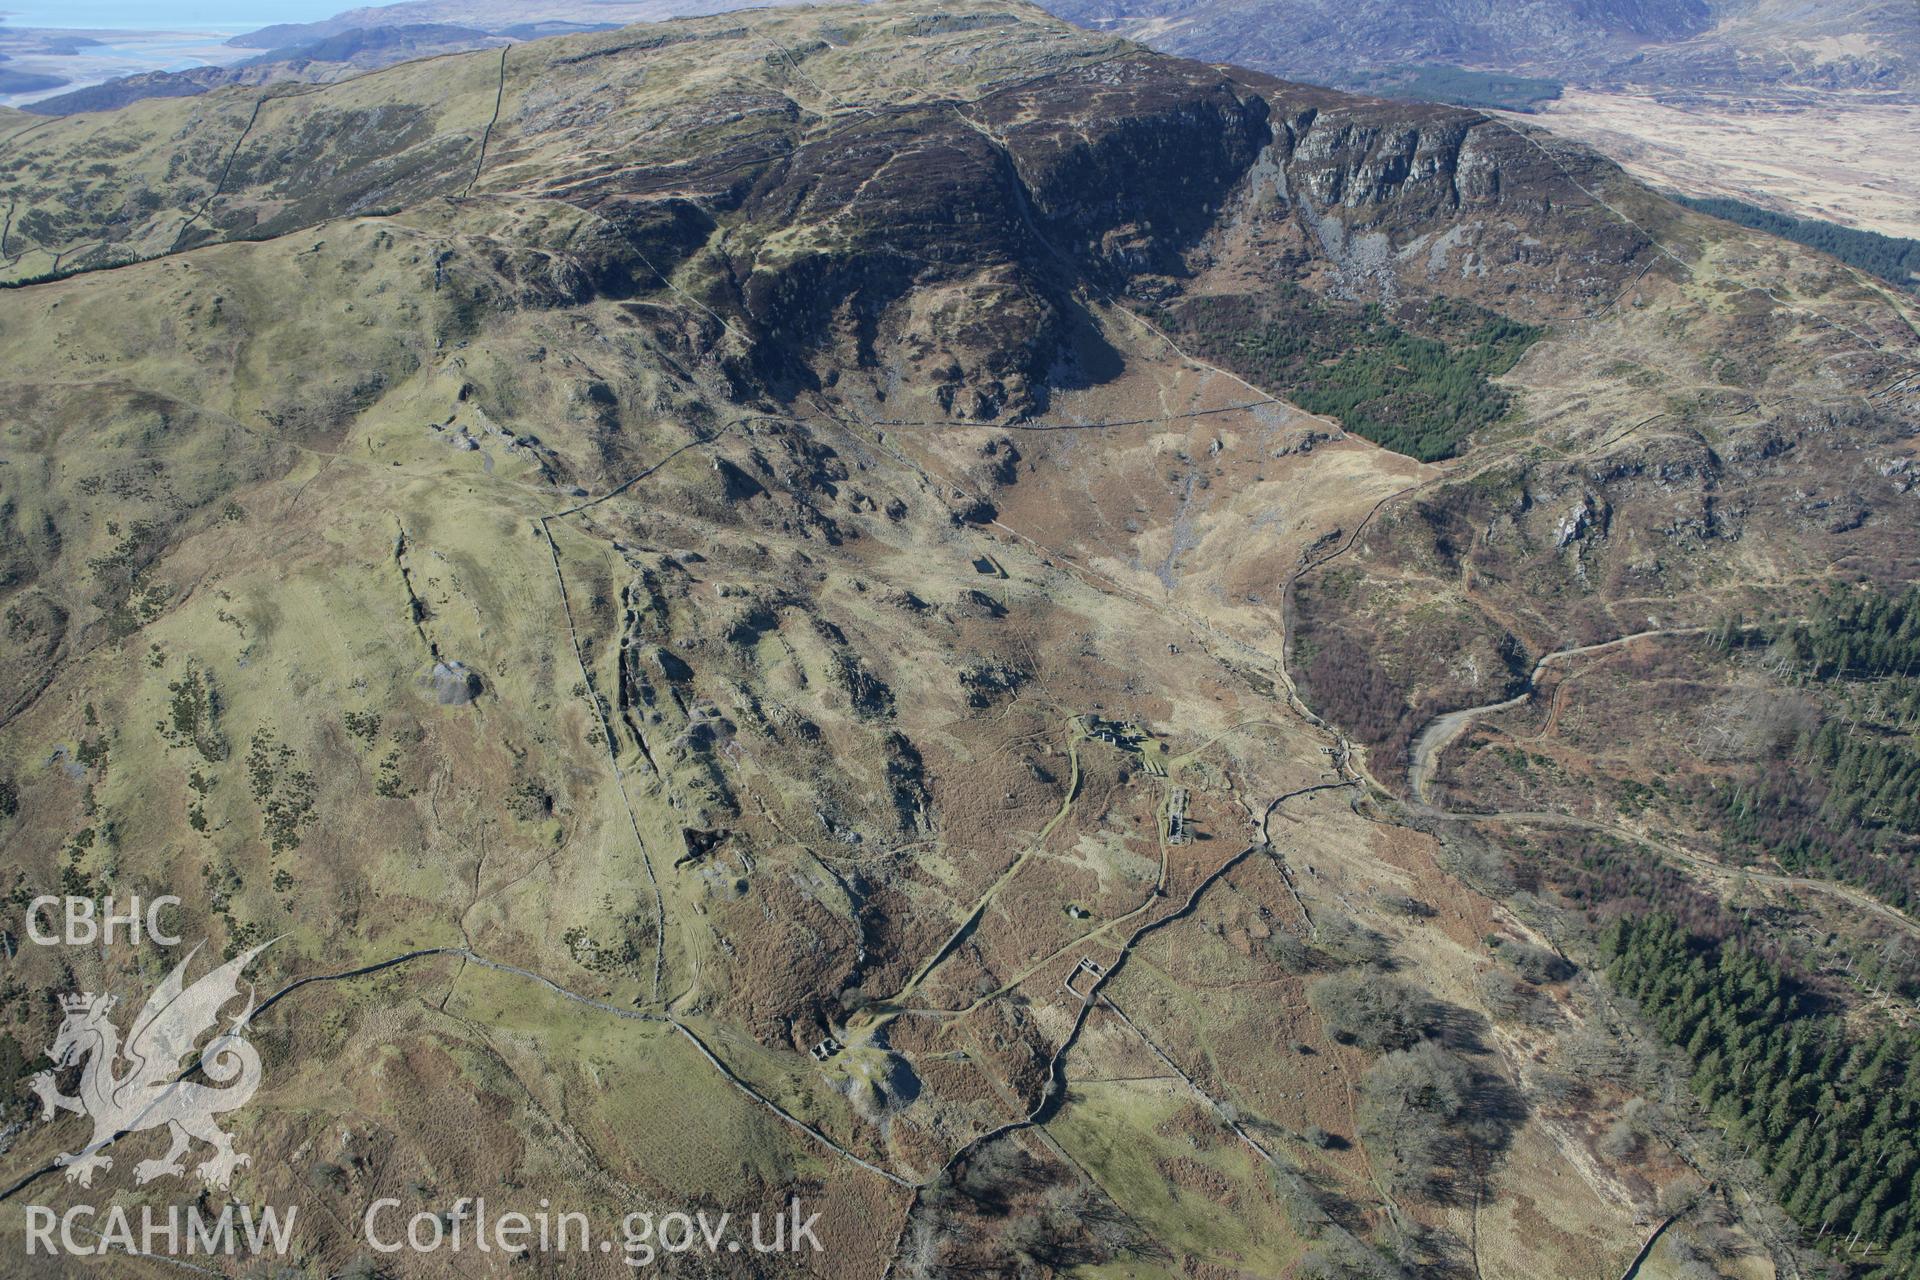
[21,23,512,115]
[223,1,805,50]
[22,22,510,116]
[17,2,820,116]
[17,0,1912,119]
[1041,0,1919,93]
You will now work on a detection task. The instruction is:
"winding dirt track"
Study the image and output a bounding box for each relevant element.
[1405,625,1714,806]
[1401,628,1920,945]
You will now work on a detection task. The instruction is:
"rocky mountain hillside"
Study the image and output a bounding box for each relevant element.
[2,4,1918,1278]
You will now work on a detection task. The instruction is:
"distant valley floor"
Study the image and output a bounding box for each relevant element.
[1519,87,1920,240]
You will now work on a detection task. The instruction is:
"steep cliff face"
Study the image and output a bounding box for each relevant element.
[1243,91,1654,316]
[979,59,1273,275]
[707,58,1654,414]
[728,59,1277,415]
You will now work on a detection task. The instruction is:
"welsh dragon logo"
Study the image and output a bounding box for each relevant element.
[29,941,272,1189]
